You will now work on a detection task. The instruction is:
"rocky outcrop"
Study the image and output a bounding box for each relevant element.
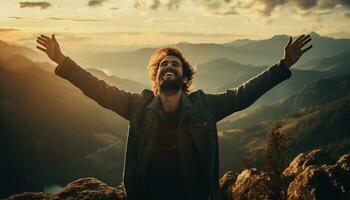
[218,149,349,200]
[219,171,238,200]
[286,152,350,200]
[283,149,333,178]
[230,168,273,200]
[8,150,350,200]
[8,178,125,200]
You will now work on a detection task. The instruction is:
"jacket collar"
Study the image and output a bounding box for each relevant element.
[145,90,195,123]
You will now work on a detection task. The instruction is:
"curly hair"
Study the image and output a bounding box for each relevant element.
[147,46,196,95]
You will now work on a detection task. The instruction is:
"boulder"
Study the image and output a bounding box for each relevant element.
[286,153,350,200]
[8,178,125,200]
[283,149,333,178]
[219,171,238,200]
[231,168,273,200]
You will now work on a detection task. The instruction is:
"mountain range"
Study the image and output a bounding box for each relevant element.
[77,32,350,86]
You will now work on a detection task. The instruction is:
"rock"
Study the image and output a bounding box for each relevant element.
[229,151,350,200]
[219,171,238,200]
[7,192,52,200]
[283,149,333,178]
[287,153,350,200]
[337,154,350,171]
[231,168,273,200]
[8,178,125,200]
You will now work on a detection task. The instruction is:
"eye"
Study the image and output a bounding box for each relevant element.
[172,61,180,67]
[159,61,168,68]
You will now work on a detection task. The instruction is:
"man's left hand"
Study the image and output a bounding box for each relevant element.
[282,34,313,69]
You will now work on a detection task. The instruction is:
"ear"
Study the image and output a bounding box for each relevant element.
[183,77,188,84]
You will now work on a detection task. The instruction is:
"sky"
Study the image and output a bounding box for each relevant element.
[0,0,349,54]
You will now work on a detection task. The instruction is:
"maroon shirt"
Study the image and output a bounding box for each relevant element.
[146,109,186,199]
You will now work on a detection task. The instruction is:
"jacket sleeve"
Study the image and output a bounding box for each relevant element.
[54,57,141,121]
[202,60,292,122]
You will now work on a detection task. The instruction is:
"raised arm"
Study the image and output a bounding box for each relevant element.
[202,34,313,122]
[36,34,140,121]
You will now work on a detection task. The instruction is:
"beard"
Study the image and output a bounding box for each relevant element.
[159,77,182,92]
[158,68,182,93]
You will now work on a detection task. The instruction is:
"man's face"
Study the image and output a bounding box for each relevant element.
[156,55,184,93]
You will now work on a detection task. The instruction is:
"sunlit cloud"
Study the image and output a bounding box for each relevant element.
[88,0,108,7]
[8,16,26,20]
[160,32,240,38]
[19,1,51,10]
[0,28,20,32]
[134,0,181,10]
[47,17,105,22]
[213,9,239,16]
[1,0,348,50]
[130,0,350,18]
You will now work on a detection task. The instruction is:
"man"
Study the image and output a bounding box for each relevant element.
[36,34,312,200]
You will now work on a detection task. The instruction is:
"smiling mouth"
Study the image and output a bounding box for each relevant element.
[164,72,175,78]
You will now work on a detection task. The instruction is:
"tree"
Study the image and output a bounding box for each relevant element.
[264,124,290,200]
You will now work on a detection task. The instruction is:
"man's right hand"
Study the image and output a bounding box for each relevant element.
[36,34,66,65]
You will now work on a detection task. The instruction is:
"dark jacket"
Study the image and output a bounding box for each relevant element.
[55,57,292,200]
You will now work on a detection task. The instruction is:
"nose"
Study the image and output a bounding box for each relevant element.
[165,62,175,68]
[164,63,176,71]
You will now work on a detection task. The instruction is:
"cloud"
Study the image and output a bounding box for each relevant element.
[167,0,181,10]
[213,9,239,16]
[0,28,19,32]
[47,17,105,22]
[160,32,241,38]
[19,1,51,9]
[295,0,318,9]
[88,0,108,7]
[254,0,288,16]
[255,0,350,15]
[95,31,144,36]
[150,0,160,9]
[59,35,91,42]
[133,0,142,9]
[134,0,181,10]
[132,0,350,17]
[8,16,26,20]
[131,0,239,15]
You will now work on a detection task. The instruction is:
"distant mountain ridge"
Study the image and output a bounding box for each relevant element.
[298,49,350,74]
[219,74,350,129]
[77,32,350,85]
[0,40,44,61]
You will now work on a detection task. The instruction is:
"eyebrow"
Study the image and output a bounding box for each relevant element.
[160,60,180,64]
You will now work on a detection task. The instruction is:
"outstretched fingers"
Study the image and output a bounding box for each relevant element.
[302,45,313,54]
[293,34,305,46]
[36,34,53,53]
[286,36,292,48]
[36,45,47,53]
[37,35,50,44]
[37,39,48,48]
[40,34,51,41]
[299,37,312,48]
[52,34,57,42]
[298,35,310,45]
